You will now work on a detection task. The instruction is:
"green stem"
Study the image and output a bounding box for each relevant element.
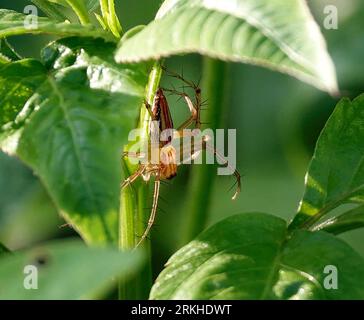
[99,0,109,24]
[134,62,163,299]
[99,0,122,37]
[108,0,122,37]
[134,184,151,299]
[118,62,163,300]
[119,171,136,249]
[180,58,230,245]
[66,0,90,25]
[118,163,137,300]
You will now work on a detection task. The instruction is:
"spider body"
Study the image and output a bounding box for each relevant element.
[122,71,241,247]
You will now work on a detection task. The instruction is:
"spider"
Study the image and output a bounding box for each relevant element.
[121,69,241,247]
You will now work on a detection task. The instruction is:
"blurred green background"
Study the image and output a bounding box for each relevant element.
[1,0,364,277]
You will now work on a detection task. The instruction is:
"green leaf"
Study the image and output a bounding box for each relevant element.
[0,59,47,152]
[87,0,100,12]
[46,1,90,25]
[46,0,100,12]
[313,205,364,235]
[0,55,8,65]
[0,240,144,299]
[150,213,364,300]
[289,95,364,230]
[31,0,69,22]
[0,9,113,41]
[120,25,145,43]
[0,37,150,245]
[0,38,21,64]
[116,0,338,94]
[0,243,10,256]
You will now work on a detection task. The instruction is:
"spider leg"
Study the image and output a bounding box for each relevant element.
[179,136,241,200]
[144,100,156,120]
[162,66,198,90]
[121,166,146,189]
[162,88,201,131]
[122,151,146,159]
[161,66,204,133]
[176,92,200,131]
[202,136,241,200]
[135,174,161,248]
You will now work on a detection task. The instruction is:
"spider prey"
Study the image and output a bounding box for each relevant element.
[121,71,241,247]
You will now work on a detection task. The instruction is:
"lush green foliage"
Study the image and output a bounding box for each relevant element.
[151,213,364,299]
[116,0,338,94]
[0,9,112,40]
[151,94,364,300]
[290,95,364,230]
[0,37,150,245]
[0,240,143,299]
[0,0,363,300]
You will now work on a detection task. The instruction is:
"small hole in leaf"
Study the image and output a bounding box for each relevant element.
[36,256,47,266]
[31,251,51,268]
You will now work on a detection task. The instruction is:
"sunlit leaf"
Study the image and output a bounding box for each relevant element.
[116,0,338,93]
[0,59,47,153]
[46,0,100,12]
[151,213,364,299]
[0,9,113,41]
[31,0,69,22]
[313,205,364,235]
[289,95,364,230]
[0,37,150,244]
[0,38,21,64]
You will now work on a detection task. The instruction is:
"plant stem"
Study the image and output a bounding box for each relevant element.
[118,62,163,300]
[118,163,137,300]
[66,0,90,25]
[99,0,122,37]
[134,62,163,299]
[108,0,122,37]
[100,0,109,20]
[134,184,151,299]
[180,58,230,245]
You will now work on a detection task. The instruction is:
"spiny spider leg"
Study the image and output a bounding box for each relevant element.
[135,175,161,248]
[170,126,240,197]
[161,67,202,108]
[174,134,241,199]
[202,136,241,200]
[161,87,201,130]
[161,66,196,89]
